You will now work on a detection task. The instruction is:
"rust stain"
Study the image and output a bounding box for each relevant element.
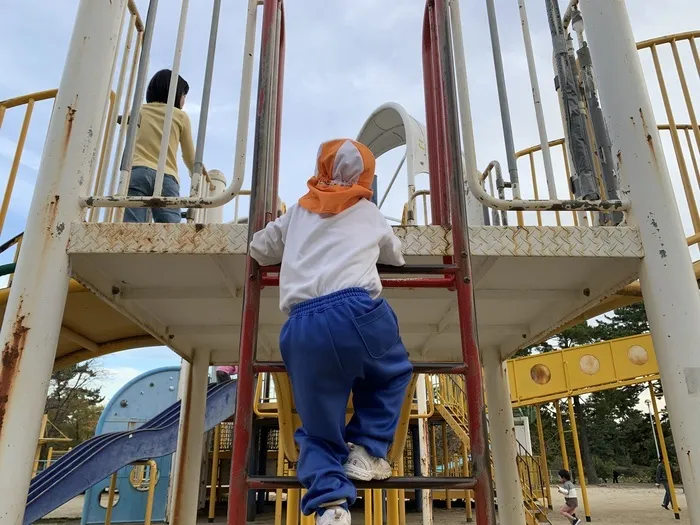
[639,108,659,167]
[0,302,30,438]
[46,195,60,236]
[62,104,77,158]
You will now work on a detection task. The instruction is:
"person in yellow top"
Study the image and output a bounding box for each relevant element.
[126,69,205,223]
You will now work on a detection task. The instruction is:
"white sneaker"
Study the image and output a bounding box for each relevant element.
[344,443,392,481]
[316,506,351,525]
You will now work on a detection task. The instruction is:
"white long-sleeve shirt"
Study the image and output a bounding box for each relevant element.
[249,199,405,313]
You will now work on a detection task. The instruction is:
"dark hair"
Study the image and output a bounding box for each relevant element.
[558,469,571,481]
[146,69,190,109]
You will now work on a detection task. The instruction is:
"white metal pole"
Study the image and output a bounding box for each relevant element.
[0,1,126,524]
[416,375,433,525]
[646,400,661,461]
[482,349,526,525]
[518,0,557,199]
[89,14,136,222]
[154,0,191,197]
[581,1,700,522]
[170,349,211,525]
[204,170,227,224]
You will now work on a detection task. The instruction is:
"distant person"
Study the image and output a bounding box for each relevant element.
[125,69,205,223]
[216,366,238,383]
[612,469,620,483]
[656,459,672,510]
[557,469,581,525]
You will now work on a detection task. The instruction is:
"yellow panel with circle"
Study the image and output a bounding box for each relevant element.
[609,334,658,381]
[507,351,568,404]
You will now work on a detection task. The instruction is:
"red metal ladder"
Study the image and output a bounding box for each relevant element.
[226,1,496,524]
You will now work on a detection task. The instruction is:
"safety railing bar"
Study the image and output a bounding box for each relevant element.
[690,38,700,77]
[0,100,34,237]
[448,0,629,214]
[153,0,190,197]
[636,30,700,50]
[260,264,458,275]
[670,40,700,174]
[117,0,160,194]
[378,154,407,209]
[108,31,143,223]
[480,160,508,225]
[189,0,222,209]
[126,0,145,32]
[649,43,700,233]
[88,9,132,222]
[253,362,467,374]
[518,0,557,200]
[0,90,58,111]
[88,0,259,212]
[484,0,521,202]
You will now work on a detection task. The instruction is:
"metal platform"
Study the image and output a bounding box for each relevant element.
[67,222,643,362]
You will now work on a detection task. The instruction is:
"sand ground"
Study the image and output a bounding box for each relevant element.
[39,484,689,524]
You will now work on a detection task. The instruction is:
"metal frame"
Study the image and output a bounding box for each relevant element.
[226,1,494,524]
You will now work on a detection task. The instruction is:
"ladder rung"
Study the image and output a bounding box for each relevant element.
[247,476,476,490]
[253,362,467,374]
[260,264,458,275]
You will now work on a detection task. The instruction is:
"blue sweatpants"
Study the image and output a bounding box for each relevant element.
[280,288,413,515]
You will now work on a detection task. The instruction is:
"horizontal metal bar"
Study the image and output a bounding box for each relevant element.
[260,276,456,289]
[253,362,467,374]
[260,264,458,275]
[247,476,477,490]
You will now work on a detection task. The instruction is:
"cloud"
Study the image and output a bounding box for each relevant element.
[99,366,142,402]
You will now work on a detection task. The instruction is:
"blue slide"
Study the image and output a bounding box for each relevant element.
[24,380,237,525]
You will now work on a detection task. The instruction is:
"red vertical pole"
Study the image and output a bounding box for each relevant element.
[421,4,448,226]
[227,2,282,525]
[271,6,285,217]
[428,1,496,524]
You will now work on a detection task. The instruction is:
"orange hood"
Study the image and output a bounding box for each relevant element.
[298,139,375,215]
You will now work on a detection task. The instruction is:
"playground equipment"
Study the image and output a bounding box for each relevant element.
[23,372,236,525]
[1,0,700,524]
[81,367,182,525]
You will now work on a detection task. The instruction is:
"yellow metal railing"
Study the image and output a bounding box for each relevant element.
[0,90,57,238]
[104,460,158,525]
[513,31,700,231]
[432,373,551,518]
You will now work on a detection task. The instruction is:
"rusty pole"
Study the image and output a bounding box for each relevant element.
[581,1,700,523]
[170,349,211,525]
[0,2,127,524]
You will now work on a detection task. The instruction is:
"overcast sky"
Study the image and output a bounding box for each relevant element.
[1,0,699,400]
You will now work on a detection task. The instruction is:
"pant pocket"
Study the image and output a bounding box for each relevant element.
[352,299,400,359]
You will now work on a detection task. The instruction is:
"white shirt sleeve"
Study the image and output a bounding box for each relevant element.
[249,210,291,266]
[375,208,405,267]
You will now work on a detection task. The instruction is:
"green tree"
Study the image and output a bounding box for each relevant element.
[45,361,105,444]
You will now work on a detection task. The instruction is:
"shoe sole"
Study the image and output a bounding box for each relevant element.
[344,463,392,481]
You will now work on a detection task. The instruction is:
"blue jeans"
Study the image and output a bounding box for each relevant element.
[123,166,182,223]
[280,288,413,515]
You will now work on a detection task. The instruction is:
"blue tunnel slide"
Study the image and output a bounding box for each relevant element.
[24,380,237,525]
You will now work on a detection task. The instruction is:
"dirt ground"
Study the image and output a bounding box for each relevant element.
[39,484,689,524]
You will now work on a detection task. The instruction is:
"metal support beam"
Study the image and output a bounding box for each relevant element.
[483,349,526,525]
[581,2,700,522]
[170,350,211,524]
[0,2,126,523]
